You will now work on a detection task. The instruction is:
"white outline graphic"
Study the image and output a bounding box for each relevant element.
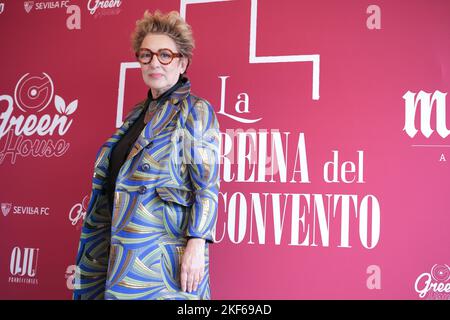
[181,0,320,100]
[116,0,321,127]
[117,62,139,127]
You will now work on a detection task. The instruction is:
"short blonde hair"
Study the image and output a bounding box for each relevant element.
[131,10,195,66]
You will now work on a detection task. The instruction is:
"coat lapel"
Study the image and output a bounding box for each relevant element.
[125,78,191,162]
[92,77,191,185]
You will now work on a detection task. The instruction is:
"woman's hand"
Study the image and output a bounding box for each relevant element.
[180,238,206,293]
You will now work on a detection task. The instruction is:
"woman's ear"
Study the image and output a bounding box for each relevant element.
[180,57,189,74]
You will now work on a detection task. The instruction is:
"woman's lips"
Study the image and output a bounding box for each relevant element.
[149,73,163,79]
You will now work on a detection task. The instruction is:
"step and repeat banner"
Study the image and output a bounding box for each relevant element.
[0,0,449,300]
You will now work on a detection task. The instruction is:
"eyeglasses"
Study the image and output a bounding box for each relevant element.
[135,48,182,65]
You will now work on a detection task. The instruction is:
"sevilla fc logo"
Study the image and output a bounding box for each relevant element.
[1,203,12,217]
[24,1,34,13]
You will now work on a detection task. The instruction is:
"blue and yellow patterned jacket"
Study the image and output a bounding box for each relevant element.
[73,78,220,299]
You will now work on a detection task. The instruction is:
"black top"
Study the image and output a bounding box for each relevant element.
[105,76,185,212]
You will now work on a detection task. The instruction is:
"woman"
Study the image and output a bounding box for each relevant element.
[73,10,220,300]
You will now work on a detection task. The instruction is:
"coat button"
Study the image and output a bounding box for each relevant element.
[138,185,147,194]
[142,163,150,171]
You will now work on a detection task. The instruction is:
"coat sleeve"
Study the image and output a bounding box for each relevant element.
[183,98,220,243]
[72,100,146,299]
[72,149,112,300]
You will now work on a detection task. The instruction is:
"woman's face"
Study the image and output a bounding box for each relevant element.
[139,33,188,98]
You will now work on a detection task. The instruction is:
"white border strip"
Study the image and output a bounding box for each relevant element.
[248,0,320,100]
[117,0,320,127]
[180,0,232,20]
[116,62,140,128]
[183,0,320,100]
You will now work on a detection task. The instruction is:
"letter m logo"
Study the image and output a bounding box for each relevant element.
[403,90,449,138]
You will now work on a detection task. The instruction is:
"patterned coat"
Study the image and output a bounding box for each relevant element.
[73,79,220,299]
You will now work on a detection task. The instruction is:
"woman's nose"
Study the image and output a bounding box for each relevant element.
[149,54,161,67]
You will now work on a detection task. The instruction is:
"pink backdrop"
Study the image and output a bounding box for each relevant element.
[1,0,449,300]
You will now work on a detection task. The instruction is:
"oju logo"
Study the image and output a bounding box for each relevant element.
[0,72,78,165]
[10,247,39,277]
[415,264,450,299]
